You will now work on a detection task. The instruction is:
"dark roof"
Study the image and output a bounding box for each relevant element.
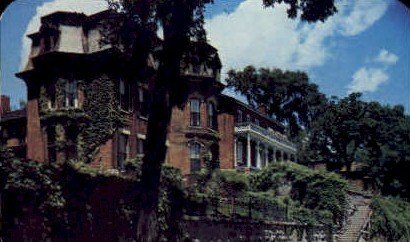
[218,94,284,129]
[41,11,87,24]
[1,108,26,123]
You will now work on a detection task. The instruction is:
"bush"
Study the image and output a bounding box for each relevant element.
[250,162,348,226]
[370,196,410,242]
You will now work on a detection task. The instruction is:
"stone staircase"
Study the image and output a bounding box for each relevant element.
[336,192,372,242]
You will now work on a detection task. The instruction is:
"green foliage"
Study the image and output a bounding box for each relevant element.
[82,75,124,162]
[226,66,327,138]
[311,94,410,198]
[250,162,348,226]
[370,196,410,242]
[1,155,184,241]
[204,170,249,198]
[39,86,49,112]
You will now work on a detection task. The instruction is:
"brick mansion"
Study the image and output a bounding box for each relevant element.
[0,10,297,175]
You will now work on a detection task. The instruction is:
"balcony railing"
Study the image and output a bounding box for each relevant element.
[235,122,296,151]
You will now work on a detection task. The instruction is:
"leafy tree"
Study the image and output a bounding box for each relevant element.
[310,93,409,197]
[226,66,327,138]
[311,93,366,171]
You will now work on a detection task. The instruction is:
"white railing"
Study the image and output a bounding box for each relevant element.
[235,122,297,152]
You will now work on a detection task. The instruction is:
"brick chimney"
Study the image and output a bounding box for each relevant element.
[258,104,267,115]
[1,95,11,115]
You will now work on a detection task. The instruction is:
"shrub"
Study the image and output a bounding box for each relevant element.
[250,162,348,226]
[370,196,410,242]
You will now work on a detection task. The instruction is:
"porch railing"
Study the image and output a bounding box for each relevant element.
[235,122,296,151]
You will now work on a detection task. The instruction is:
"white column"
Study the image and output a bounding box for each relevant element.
[264,148,269,167]
[273,147,277,162]
[256,141,261,169]
[234,137,237,168]
[280,150,284,162]
[246,133,251,168]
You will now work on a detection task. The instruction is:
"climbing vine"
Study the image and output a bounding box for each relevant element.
[39,85,49,112]
[55,78,65,108]
[82,75,125,162]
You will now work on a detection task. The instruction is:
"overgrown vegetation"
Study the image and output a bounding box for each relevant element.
[249,162,348,227]
[0,152,184,241]
[82,75,125,162]
[187,162,347,228]
[370,196,410,242]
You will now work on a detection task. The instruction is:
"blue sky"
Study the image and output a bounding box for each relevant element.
[1,0,409,111]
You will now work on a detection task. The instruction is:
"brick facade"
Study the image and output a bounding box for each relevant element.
[2,10,295,175]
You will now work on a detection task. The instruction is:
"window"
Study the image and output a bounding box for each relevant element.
[119,79,132,111]
[190,142,201,172]
[66,125,78,161]
[138,87,149,117]
[246,114,251,122]
[190,99,200,126]
[117,134,129,169]
[236,141,243,165]
[137,138,144,157]
[65,79,78,108]
[192,64,201,74]
[236,110,243,123]
[208,102,217,129]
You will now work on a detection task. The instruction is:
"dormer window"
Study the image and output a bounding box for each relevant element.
[64,79,78,108]
[237,110,243,123]
[246,114,251,122]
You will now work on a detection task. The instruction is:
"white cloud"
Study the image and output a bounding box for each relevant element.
[205,0,388,79]
[347,67,389,93]
[374,49,399,65]
[339,1,388,36]
[20,0,108,70]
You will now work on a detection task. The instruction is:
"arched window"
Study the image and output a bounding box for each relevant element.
[208,102,217,129]
[190,142,201,172]
[190,99,200,126]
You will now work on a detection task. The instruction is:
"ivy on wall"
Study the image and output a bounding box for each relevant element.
[82,75,125,162]
[55,78,65,109]
[36,75,124,163]
[39,86,49,113]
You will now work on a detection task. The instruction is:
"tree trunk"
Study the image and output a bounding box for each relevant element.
[136,9,190,240]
